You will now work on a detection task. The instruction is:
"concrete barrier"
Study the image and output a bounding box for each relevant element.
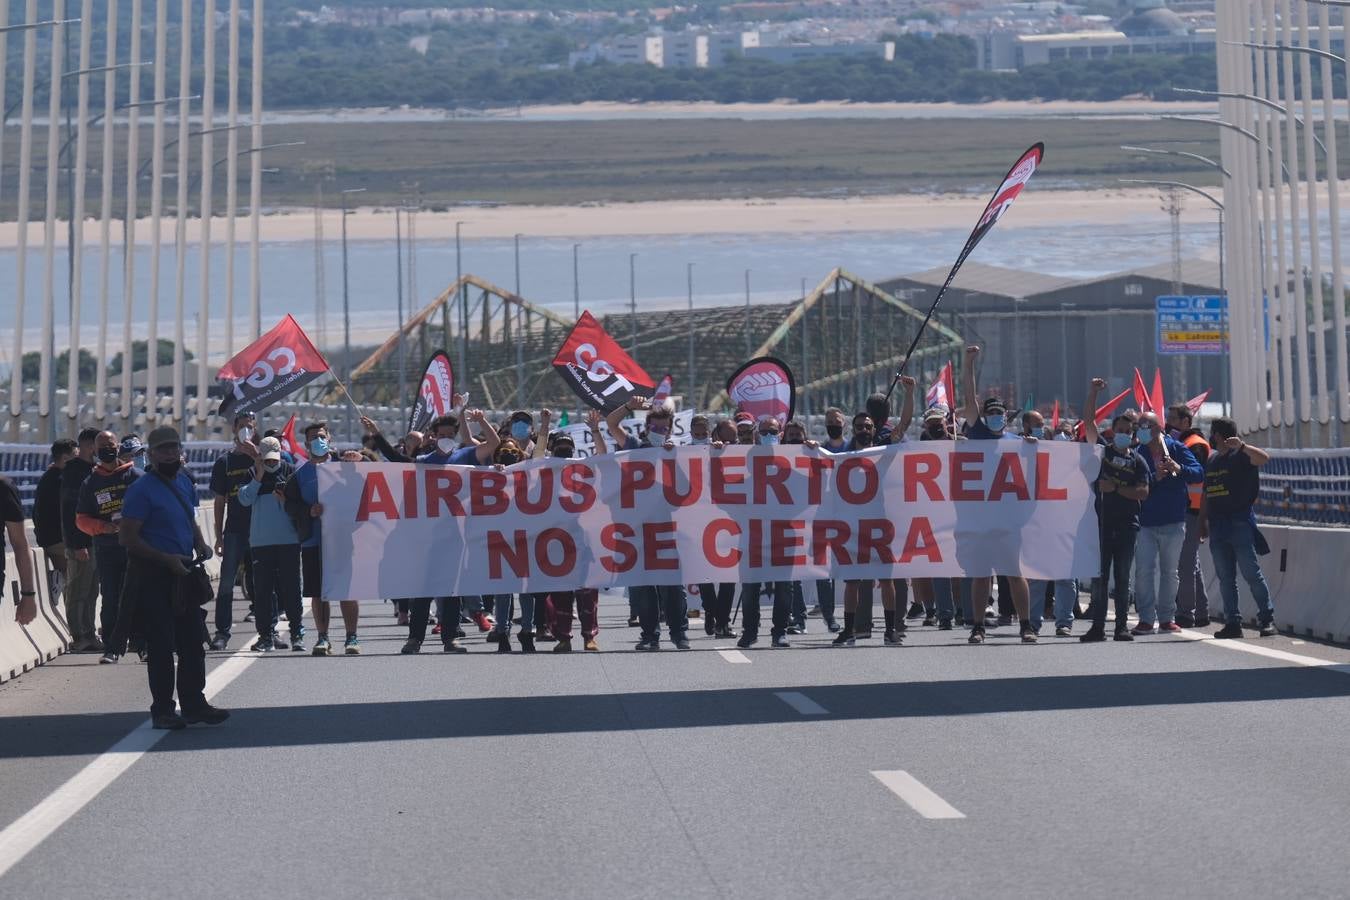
[1198,523,1350,644]
[1,546,70,684]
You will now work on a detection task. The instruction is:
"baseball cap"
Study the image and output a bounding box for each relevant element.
[982,397,1007,415]
[734,411,755,427]
[510,410,533,424]
[923,405,948,422]
[146,425,181,449]
[118,435,144,456]
[259,436,283,461]
[551,431,575,449]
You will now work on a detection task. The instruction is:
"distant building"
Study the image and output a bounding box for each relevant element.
[664,33,709,68]
[743,41,895,64]
[708,31,760,66]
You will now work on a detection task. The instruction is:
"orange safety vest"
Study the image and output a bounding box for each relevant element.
[1182,432,1210,511]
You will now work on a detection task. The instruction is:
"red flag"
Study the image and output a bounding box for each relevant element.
[1150,368,1165,416]
[278,414,308,463]
[1185,389,1211,416]
[407,350,455,435]
[1075,386,1133,440]
[218,315,329,418]
[1132,368,1153,414]
[1051,399,1060,430]
[551,311,654,412]
[651,374,674,406]
[925,362,952,409]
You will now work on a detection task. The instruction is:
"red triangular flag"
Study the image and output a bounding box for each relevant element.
[651,374,674,406]
[1132,368,1153,414]
[1150,368,1165,416]
[1051,399,1060,430]
[278,414,308,462]
[1185,389,1210,416]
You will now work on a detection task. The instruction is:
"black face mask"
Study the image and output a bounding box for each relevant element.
[927,423,946,437]
[155,459,182,478]
[853,431,874,448]
[552,447,574,459]
[825,424,844,440]
[97,446,118,464]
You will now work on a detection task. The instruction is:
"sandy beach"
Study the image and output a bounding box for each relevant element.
[0,186,1252,248]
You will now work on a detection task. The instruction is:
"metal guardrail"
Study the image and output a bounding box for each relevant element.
[1255,448,1350,527]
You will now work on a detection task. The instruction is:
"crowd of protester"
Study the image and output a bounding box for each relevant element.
[3,345,1276,730]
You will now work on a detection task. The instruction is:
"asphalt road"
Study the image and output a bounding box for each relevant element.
[3,593,1350,900]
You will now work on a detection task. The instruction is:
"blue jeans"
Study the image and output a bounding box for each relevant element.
[213,531,252,637]
[1027,579,1076,630]
[633,584,686,642]
[493,593,535,635]
[1134,521,1185,626]
[1209,517,1274,626]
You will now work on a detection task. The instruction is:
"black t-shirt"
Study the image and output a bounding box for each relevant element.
[32,466,65,548]
[77,464,142,547]
[210,450,256,536]
[1096,444,1150,529]
[60,457,94,550]
[1205,447,1259,520]
[0,476,24,579]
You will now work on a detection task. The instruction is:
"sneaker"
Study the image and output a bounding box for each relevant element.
[715,626,736,638]
[1131,622,1155,636]
[486,630,505,645]
[209,634,228,651]
[343,636,361,655]
[1159,621,1182,634]
[290,637,307,653]
[584,639,600,652]
[883,629,903,646]
[152,711,186,731]
[312,636,332,656]
[1113,628,1134,642]
[938,619,953,631]
[771,634,790,649]
[271,633,289,650]
[636,639,659,651]
[826,620,841,633]
[704,621,716,636]
[806,605,822,617]
[1259,622,1277,637]
[996,614,1013,627]
[472,612,493,633]
[1213,623,1245,639]
[99,651,120,664]
[627,616,641,628]
[431,623,443,636]
[242,609,255,623]
[443,640,468,653]
[736,633,759,649]
[968,627,986,645]
[674,637,691,650]
[400,640,422,654]
[921,614,937,627]
[1175,614,1195,628]
[786,624,802,635]
[254,638,274,652]
[1055,626,1072,637]
[1193,615,1212,627]
[831,632,855,647]
[182,704,231,726]
[906,600,924,619]
[553,639,573,653]
[1021,627,1038,643]
[1079,626,1106,643]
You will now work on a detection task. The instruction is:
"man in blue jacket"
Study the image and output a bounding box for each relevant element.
[1130,410,1203,634]
[237,437,305,653]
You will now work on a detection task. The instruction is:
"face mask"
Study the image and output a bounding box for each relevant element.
[1054,432,1071,442]
[1136,427,1154,445]
[985,415,1006,432]
[853,432,874,448]
[647,421,669,437]
[263,460,281,473]
[758,433,780,446]
[309,437,330,458]
[783,435,803,445]
[437,437,456,454]
[155,458,182,478]
[237,426,253,444]
[825,424,844,440]
[497,451,523,466]
[510,421,531,441]
[690,435,709,445]
[552,447,574,459]
[97,446,118,464]
[1112,433,1133,451]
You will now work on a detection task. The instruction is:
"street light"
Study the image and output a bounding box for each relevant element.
[514,233,524,409]
[687,262,695,396]
[629,253,638,360]
[455,220,465,380]
[1170,86,1326,157]
[1120,144,1231,179]
[340,187,366,441]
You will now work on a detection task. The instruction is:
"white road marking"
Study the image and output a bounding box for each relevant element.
[0,641,260,880]
[774,691,829,716]
[871,770,966,819]
[1178,628,1350,672]
[1290,640,1306,645]
[716,648,751,664]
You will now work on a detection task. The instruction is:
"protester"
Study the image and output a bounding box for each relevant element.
[547,410,607,653]
[1081,394,1150,643]
[60,427,101,652]
[960,345,1033,643]
[734,411,756,446]
[1200,418,1275,639]
[76,431,143,663]
[208,412,259,650]
[237,437,305,653]
[1020,422,1077,636]
[1130,410,1203,635]
[1166,403,1213,627]
[912,404,959,630]
[119,426,228,730]
[821,407,848,451]
[33,439,77,585]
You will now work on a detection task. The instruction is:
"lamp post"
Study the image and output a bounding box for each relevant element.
[514,233,524,409]
[340,187,366,441]
[687,262,695,396]
[629,253,638,360]
[455,220,465,381]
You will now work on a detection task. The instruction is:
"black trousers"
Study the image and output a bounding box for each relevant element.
[129,557,208,717]
[409,596,462,645]
[1089,525,1139,629]
[93,543,128,653]
[251,544,304,640]
[740,581,792,638]
[698,583,735,630]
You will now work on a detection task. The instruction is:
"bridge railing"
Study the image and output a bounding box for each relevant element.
[1255,448,1350,527]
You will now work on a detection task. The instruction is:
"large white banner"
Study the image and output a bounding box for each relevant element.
[317,443,1102,601]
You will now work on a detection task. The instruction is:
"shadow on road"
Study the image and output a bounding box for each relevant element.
[3,664,1348,759]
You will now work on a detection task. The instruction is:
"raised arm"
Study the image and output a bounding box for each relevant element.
[895,374,917,439]
[607,397,645,448]
[587,409,608,456]
[1085,377,1105,445]
[467,409,501,464]
[961,345,981,426]
[532,409,553,460]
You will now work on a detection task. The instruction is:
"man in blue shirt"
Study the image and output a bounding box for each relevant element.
[237,437,305,653]
[119,426,228,731]
[1130,410,1203,635]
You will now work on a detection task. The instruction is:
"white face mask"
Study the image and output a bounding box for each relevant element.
[237,426,253,444]
[437,437,457,454]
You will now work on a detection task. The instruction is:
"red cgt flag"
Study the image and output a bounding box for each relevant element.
[551,311,655,412]
[218,315,329,419]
